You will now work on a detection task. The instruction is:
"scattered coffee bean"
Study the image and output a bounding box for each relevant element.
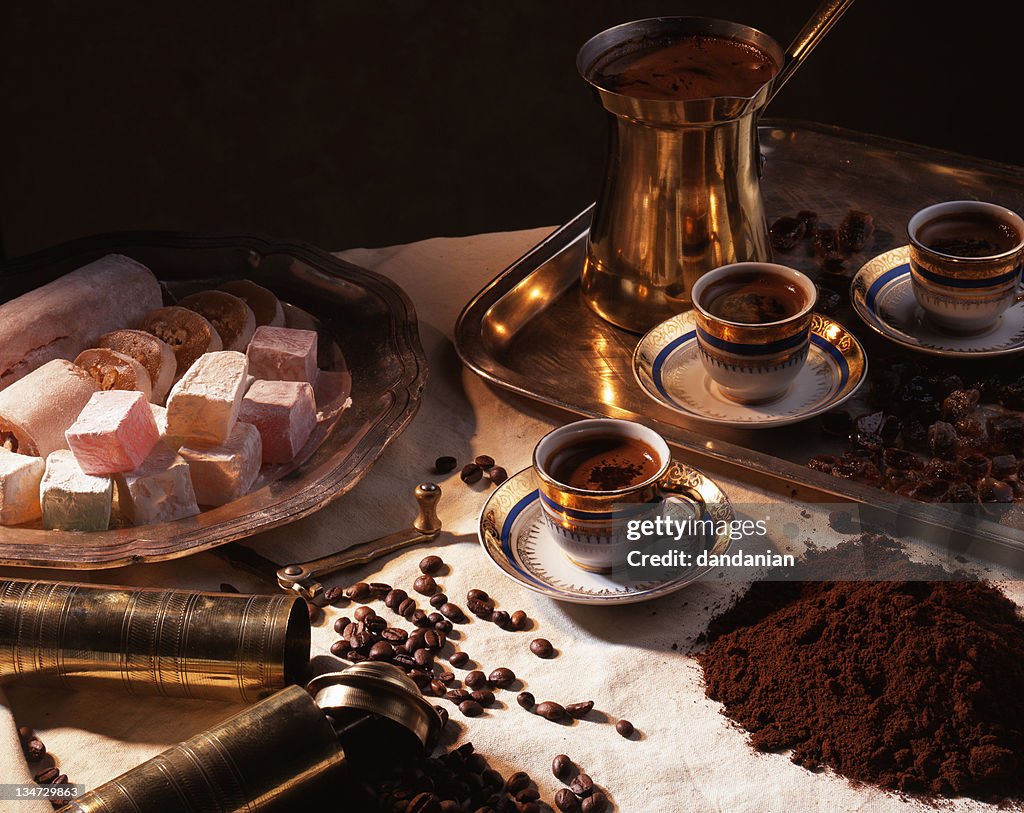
[465,670,490,690]
[459,699,484,717]
[332,616,351,634]
[481,767,505,789]
[409,670,431,689]
[467,588,490,603]
[423,630,443,650]
[429,592,448,608]
[460,463,483,484]
[581,790,607,812]
[467,597,494,618]
[398,597,417,618]
[382,627,408,644]
[368,641,395,661]
[474,454,496,469]
[570,773,594,798]
[517,691,535,710]
[615,719,635,738]
[486,466,508,485]
[445,689,471,703]
[566,701,594,718]
[323,585,346,605]
[364,615,388,634]
[552,754,574,781]
[555,788,581,812]
[530,638,554,658]
[393,653,416,670]
[368,582,392,599]
[437,670,456,685]
[439,602,466,622]
[517,787,541,803]
[346,582,371,601]
[305,601,321,624]
[490,609,510,628]
[34,766,60,784]
[407,791,441,813]
[471,689,496,708]
[449,651,469,668]
[430,679,448,696]
[419,555,444,574]
[509,610,529,630]
[488,667,515,688]
[434,618,454,633]
[353,605,376,622]
[414,648,434,668]
[384,588,408,610]
[536,701,567,722]
[414,575,438,595]
[434,456,458,474]
[505,771,531,794]
[330,639,348,657]
[411,609,430,628]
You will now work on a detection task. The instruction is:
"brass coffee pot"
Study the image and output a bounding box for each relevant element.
[577,3,854,332]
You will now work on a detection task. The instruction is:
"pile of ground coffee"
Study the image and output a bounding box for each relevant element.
[698,534,1024,803]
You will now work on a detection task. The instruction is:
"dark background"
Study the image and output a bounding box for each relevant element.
[1,2,1019,258]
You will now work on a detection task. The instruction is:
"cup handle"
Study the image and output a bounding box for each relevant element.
[656,473,706,520]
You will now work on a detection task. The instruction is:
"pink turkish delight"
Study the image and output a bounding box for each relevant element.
[65,390,159,475]
[245,326,318,384]
[238,380,316,464]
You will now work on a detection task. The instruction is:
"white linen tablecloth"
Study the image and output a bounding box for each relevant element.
[1,227,1018,813]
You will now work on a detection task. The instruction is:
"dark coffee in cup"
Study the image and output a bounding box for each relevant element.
[916,210,1022,258]
[703,270,806,324]
[546,434,660,491]
[591,33,777,101]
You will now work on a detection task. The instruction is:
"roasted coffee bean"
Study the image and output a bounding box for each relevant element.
[306,602,321,624]
[516,787,540,803]
[769,215,806,251]
[460,463,483,484]
[332,616,351,634]
[490,610,510,628]
[398,597,417,618]
[405,633,426,653]
[570,773,594,797]
[434,619,454,633]
[34,766,60,784]
[346,650,366,662]
[423,630,441,650]
[536,701,567,722]
[406,791,442,813]
[481,767,504,789]
[517,691,535,710]
[414,648,435,668]
[368,641,395,661]
[467,597,494,618]
[393,653,416,670]
[430,679,448,696]
[323,585,346,605]
[465,670,489,690]
[566,701,594,718]
[486,466,508,485]
[459,699,484,717]
[474,454,495,469]
[437,670,456,685]
[411,609,430,628]
[419,555,444,574]
[530,638,554,658]
[581,791,607,812]
[429,592,448,608]
[350,631,373,650]
[449,651,469,668]
[509,610,529,631]
[552,754,574,781]
[615,719,635,738]
[505,771,531,794]
[382,627,408,644]
[24,736,46,761]
[409,670,432,689]
[434,456,458,474]
[384,588,408,610]
[330,639,348,657]
[368,582,391,599]
[346,582,371,601]
[488,667,515,688]
[446,688,471,703]
[341,621,358,638]
[353,605,376,622]
[440,603,466,622]
[467,588,490,603]
[434,705,449,728]
[414,575,438,595]
[471,689,496,707]
[555,788,581,812]
[428,611,445,625]
[364,615,388,634]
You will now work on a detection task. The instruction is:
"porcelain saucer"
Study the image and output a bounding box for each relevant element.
[477,466,733,605]
[851,245,1024,358]
[632,311,867,429]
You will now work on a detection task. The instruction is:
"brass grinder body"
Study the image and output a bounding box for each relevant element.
[63,663,440,813]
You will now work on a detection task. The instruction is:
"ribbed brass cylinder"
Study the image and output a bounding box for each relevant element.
[63,685,345,813]
[0,578,309,702]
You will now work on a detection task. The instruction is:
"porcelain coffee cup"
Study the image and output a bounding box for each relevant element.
[533,418,705,573]
[907,200,1024,334]
[690,262,816,404]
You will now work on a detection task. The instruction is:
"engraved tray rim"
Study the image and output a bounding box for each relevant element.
[0,231,428,569]
[454,119,1024,569]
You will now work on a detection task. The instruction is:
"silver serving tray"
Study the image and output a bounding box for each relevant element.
[0,232,427,568]
[456,120,1024,570]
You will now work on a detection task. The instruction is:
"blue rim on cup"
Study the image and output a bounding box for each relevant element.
[690,262,817,405]
[907,200,1024,335]
[532,418,705,573]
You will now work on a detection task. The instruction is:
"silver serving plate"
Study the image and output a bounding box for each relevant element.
[0,232,427,568]
[455,120,1024,570]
